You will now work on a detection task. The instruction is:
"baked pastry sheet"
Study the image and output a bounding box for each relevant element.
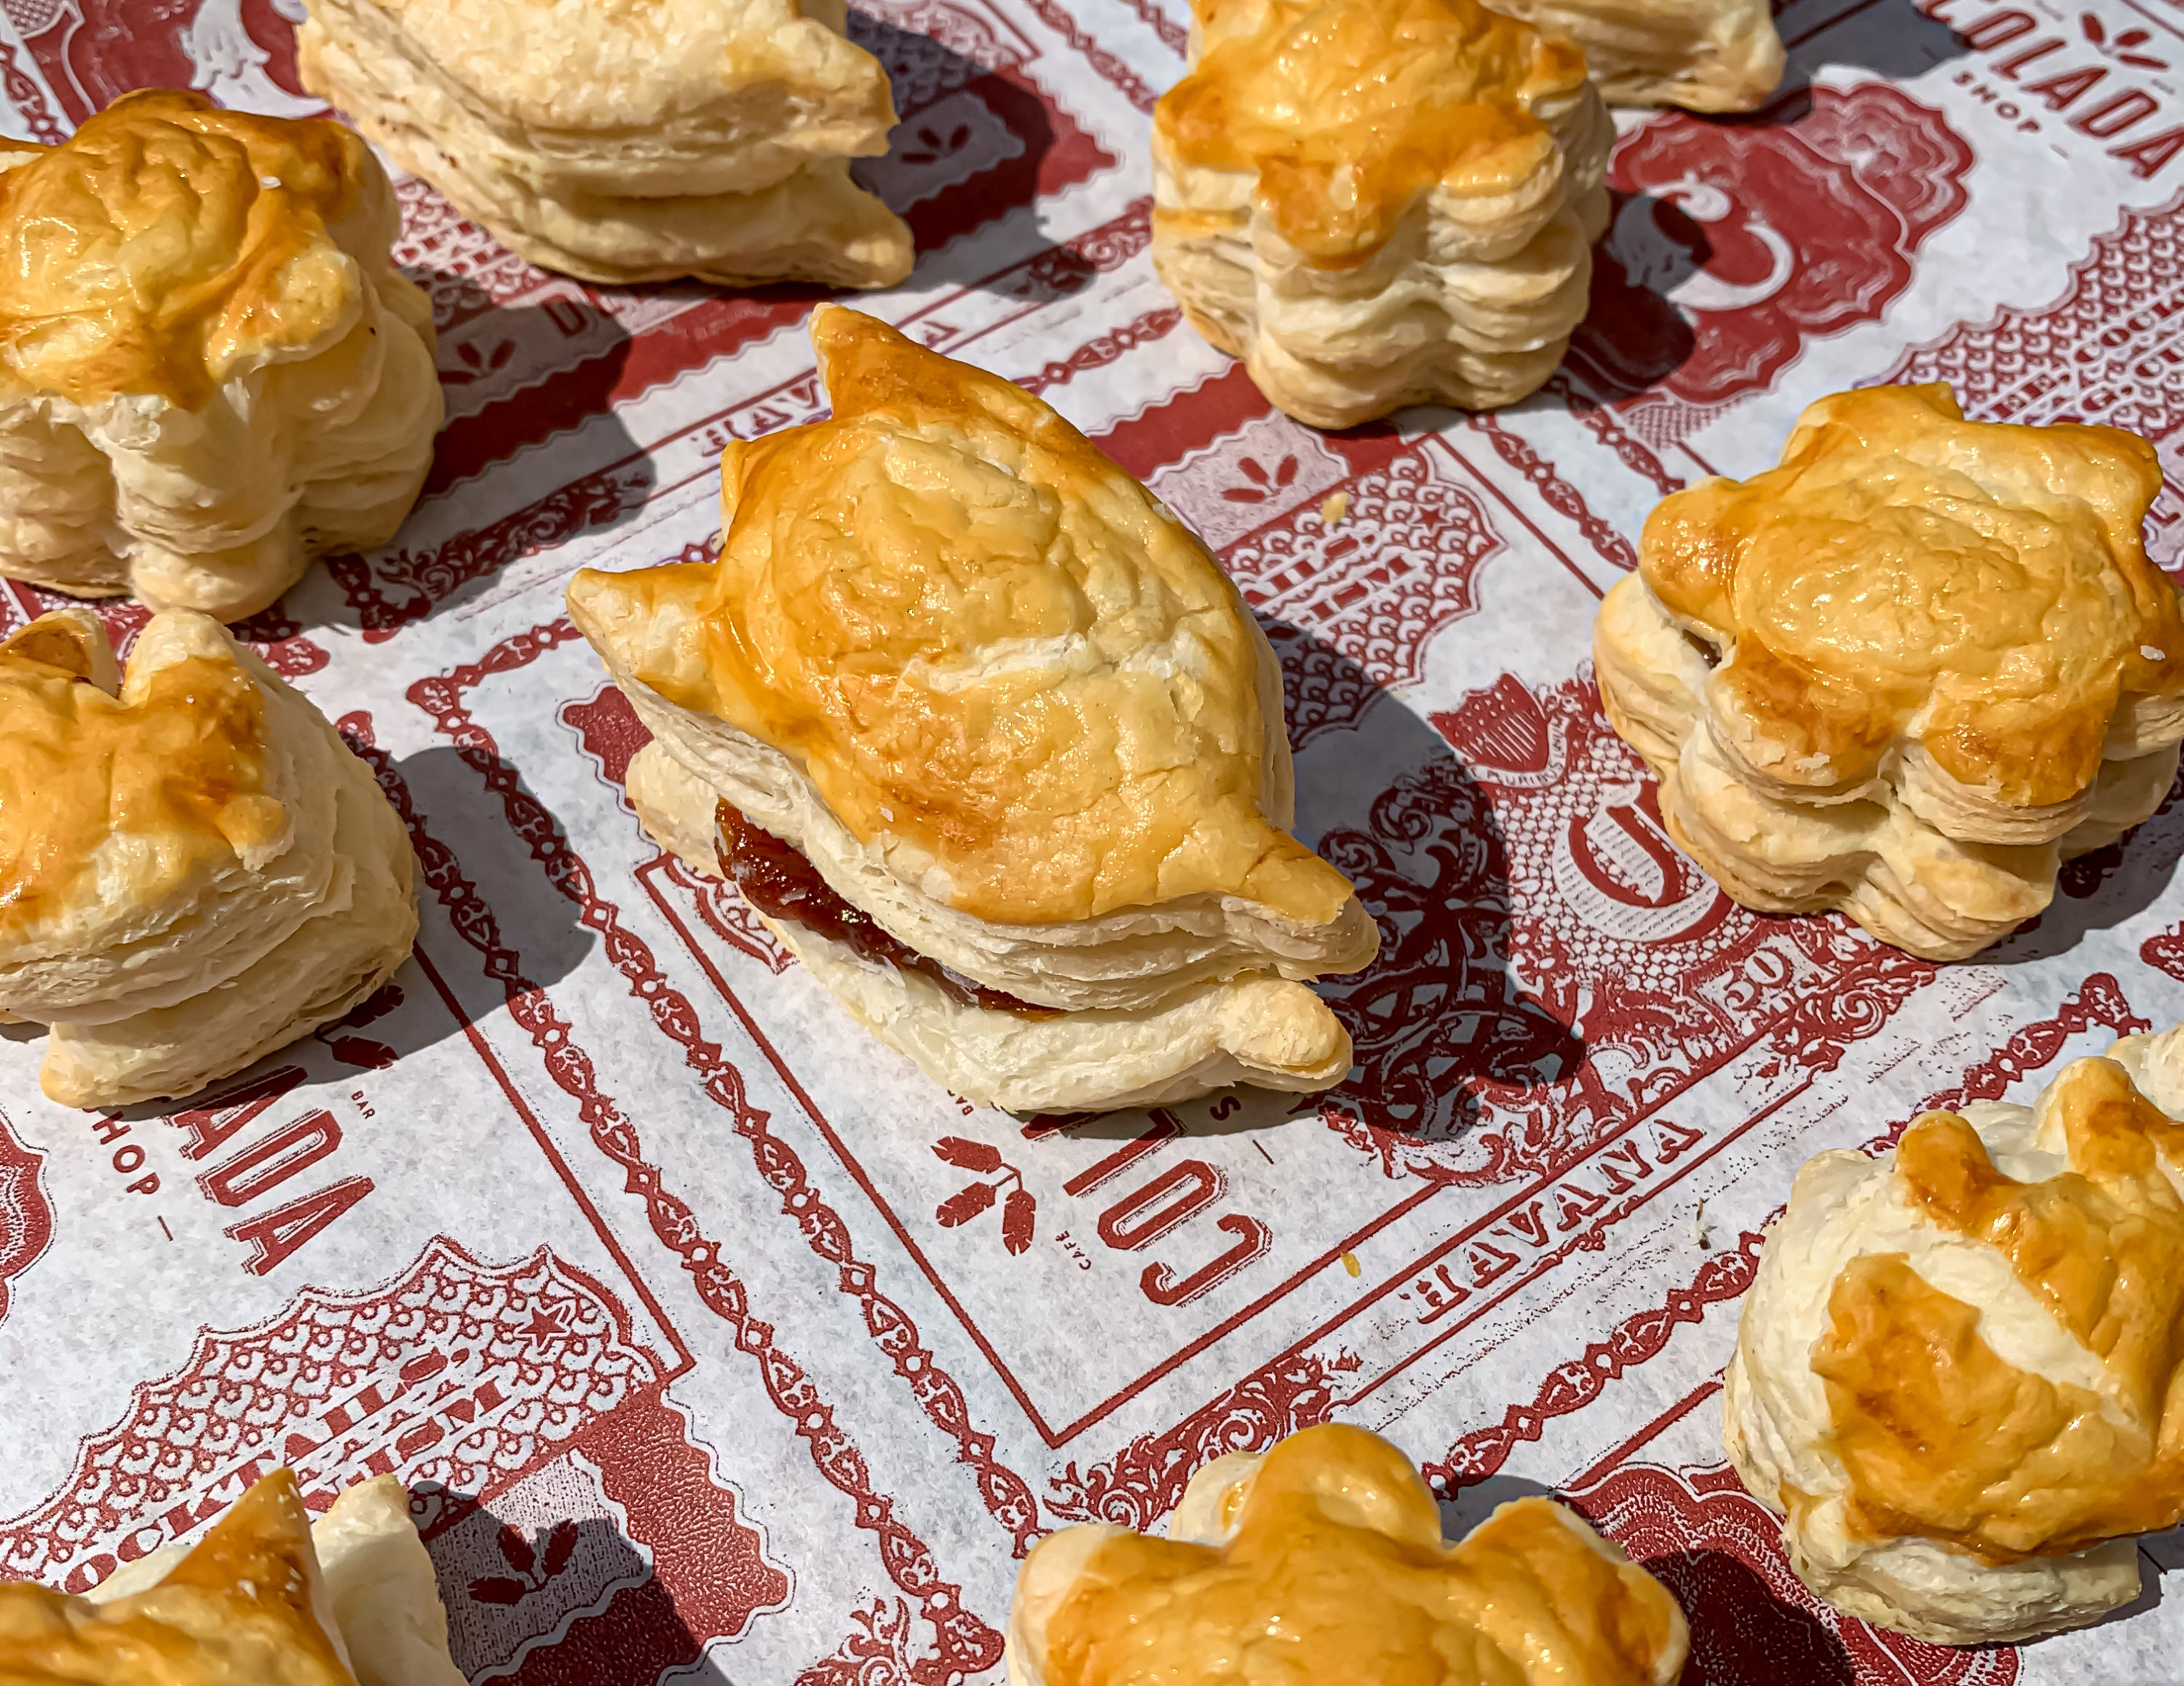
[0,1,2179,1682]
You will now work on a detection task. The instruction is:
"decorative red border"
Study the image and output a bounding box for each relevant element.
[390,641,1042,1561]
[344,711,1008,1679]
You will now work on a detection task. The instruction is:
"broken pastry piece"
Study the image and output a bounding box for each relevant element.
[1005,1422,1689,1685]
[1594,382,2184,962]
[298,0,914,290]
[1151,0,1613,429]
[1490,0,1783,111]
[568,306,1378,1112]
[0,608,419,1108]
[1725,1019,2184,1645]
[0,90,443,622]
[1,1468,465,1685]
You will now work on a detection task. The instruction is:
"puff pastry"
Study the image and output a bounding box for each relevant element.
[298,0,914,290]
[1594,382,2184,962]
[569,306,1378,1112]
[1489,0,1783,111]
[1005,1422,1689,1685]
[0,91,442,622]
[1,1468,465,1685]
[0,608,419,1107]
[1150,0,1613,429]
[1725,1021,2184,1645]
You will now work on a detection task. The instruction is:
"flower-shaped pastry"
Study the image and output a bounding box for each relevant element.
[0,608,418,1107]
[1492,0,1783,111]
[299,0,913,289]
[568,306,1377,1112]
[1727,1019,2184,1644]
[1007,1423,1688,1684]
[2,1469,465,1685]
[1594,382,2184,960]
[0,91,442,622]
[1151,0,1612,429]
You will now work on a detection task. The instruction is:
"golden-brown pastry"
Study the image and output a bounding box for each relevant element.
[1593,382,2184,962]
[298,0,914,290]
[568,306,1378,1112]
[1725,1021,2184,1645]
[0,607,419,1107]
[1150,0,1613,430]
[0,90,442,622]
[1489,0,1782,111]
[1,1468,465,1686]
[1005,1422,1689,1685]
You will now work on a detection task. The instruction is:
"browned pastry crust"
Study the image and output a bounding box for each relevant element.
[1594,382,2184,960]
[0,90,441,620]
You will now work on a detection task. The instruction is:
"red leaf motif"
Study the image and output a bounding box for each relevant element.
[2084,12,2108,43]
[933,1136,1004,1173]
[1002,1188,1036,1255]
[2123,51,2167,67]
[936,1181,998,1226]
[323,1035,397,1070]
[468,1576,529,1606]
[1275,455,1298,488]
[496,1523,535,1574]
[2116,26,2150,46]
[542,1519,580,1578]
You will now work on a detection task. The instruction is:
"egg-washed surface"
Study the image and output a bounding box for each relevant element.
[0,618,276,947]
[1029,1424,1685,1684]
[0,1470,352,1685]
[0,90,375,411]
[1816,1062,2184,1563]
[1155,0,1586,264]
[587,306,1355,927]
[1641,382,2184,808]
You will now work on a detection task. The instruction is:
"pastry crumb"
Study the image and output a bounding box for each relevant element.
[1341,1250,1361,1277]
[1321,492,1350,527]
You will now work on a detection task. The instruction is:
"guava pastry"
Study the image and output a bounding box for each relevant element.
[1489,0,1784,111]
[1593,381,2184,962]
[0,1467,464,1685]
[1150,0,1613,429]
[298,0,914,290]
[1004,1422,1689,1684]
[0,608,419,1109]
[0,90,442,623]
[566,306,1379,1113]
[1725,1019,2184,1644]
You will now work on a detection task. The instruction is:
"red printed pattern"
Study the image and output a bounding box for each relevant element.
[346,711,1009,1679]
[0,1113,50,1328]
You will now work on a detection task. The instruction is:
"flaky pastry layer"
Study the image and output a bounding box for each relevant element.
[1726,1022,2184,1645]
[1490,0,1783,111]
[0,608,418,1107]
[298,0,912,288]
[1594,383,2184,960]
[1150,0,1613,428]
[0,91,442,621]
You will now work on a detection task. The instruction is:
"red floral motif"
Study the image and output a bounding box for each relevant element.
[1310,674,1928,1183]
[1045,1353,1355,1529]
[470,1520,582,1607]
[0,1112,51,1328]
[1569,1460,2020,1685]
[2081,10,2168,70]
[349,710,1012,1672]
[797,1598,921,1686]
[1565,84,1973,443]
[933,1138,1037,1256]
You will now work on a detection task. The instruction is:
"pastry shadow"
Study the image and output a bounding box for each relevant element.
[416,1502,724,1682]
[1558,189,1709,407]
[1772,0,1969,110]
[847,9,1064,274]
[1987,784,2184,967]
[1436,1472,1558,1539]
[1645,1546,1858,1685]
[1273,624,1588,1146]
